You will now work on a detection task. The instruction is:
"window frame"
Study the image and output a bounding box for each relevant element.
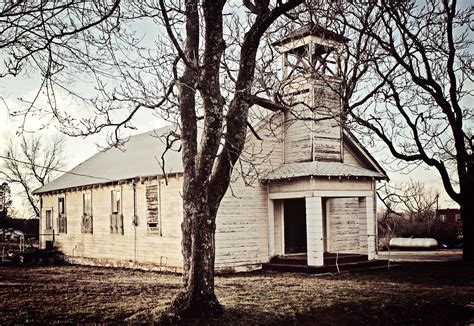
[145,184,160,234]
[45,209,52,230]
[83,192,92,216]
[455,214,461,223]
[111,189,121,215]
[58,197,65,215]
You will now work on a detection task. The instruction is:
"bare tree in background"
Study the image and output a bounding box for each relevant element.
[377,181,460,247]
[379,181,440,223]
[0,1,121,131]
[0,182,12,221]
[321,1,473,260]
[0,137,65,218]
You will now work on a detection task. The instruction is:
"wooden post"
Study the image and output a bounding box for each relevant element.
[305,196,324,266]
[267,198,275,258]
[359,197,376,259]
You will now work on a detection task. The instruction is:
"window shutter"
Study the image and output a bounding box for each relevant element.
[146,184,159,232]
[110,214,124,235]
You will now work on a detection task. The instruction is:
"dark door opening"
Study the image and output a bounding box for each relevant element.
[284,198,307,254]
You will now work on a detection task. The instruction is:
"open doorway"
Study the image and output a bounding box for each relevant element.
[284,198,307,254]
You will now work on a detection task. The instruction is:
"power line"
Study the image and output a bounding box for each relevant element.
[0,155,113,181]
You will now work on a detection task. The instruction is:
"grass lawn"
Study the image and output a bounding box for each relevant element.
[0,261,473,324]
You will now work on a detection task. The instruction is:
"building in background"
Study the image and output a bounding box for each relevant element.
[437,208,462,238]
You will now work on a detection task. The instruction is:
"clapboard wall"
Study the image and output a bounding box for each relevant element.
[282,76,342,164]
[215,113,284,270]
[40,113,284,272]
[326,197,360,254]
[40,176,184,270]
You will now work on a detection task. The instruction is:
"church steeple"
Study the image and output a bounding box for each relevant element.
[273,24,348,80]
[273,25,348,163]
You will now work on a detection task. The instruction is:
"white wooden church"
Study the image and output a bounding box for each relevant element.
[34,25,387,272]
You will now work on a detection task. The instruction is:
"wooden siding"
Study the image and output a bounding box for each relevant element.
[269,178,373,194]
[343,144,365,168]
[327,198,360,254]
[282,76,342,163]
[312,80,342,161]
[215,114,284,268]
[41,178,184,269]
[283,82,312,163]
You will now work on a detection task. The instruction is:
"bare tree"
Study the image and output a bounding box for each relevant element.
[0,182,12,222]
[156,1,305,318]
[7,0,307,319]
[1,1,121,132]
[378,181,439,223]
[322,1,473,260]
[0,137,65,218]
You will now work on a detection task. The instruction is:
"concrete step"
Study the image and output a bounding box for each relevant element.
[269,254,370,266]
[262,259,389,274]
[324,254,369,266]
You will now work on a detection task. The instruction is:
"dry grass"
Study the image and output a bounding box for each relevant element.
[0,261,473,325]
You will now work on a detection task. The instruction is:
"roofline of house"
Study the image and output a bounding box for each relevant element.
[261,172,386,183]
[342,130,389,181]
[33,173,184,196]
[272,24,350,47]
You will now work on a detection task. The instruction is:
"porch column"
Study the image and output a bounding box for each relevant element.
[267,198,275,258]
[359,196,376,260]
[305,196,324,266]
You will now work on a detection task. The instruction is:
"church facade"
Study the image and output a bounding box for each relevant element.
[34,26,387,272]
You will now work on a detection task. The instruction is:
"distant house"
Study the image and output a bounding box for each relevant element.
[33,26,387,272]
[437,208,462,238]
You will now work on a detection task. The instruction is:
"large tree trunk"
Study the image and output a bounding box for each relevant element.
[161,0,303,320]
[169,183,223,318]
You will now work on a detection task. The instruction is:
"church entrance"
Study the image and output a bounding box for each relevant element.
[284,198,307,254]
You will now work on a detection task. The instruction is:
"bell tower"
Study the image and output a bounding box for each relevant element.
[273,24,348,163]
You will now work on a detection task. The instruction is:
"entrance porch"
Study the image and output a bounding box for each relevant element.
[268,191,377,267]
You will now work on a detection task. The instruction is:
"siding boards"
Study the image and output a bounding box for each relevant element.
[215,114,284,268]
[327,198,360,254]
[40,114,284,270]
[282,76,342,163]
[41,179,183,269]
[313,80,342,162]
[343,144,365,168]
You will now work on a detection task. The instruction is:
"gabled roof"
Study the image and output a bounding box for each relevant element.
[262,161,386,181]
[33,126,183,194]
[343,129,388,179]
[34,120,388,194]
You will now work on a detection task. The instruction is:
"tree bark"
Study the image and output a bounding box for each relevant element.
[170,188,222,318]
